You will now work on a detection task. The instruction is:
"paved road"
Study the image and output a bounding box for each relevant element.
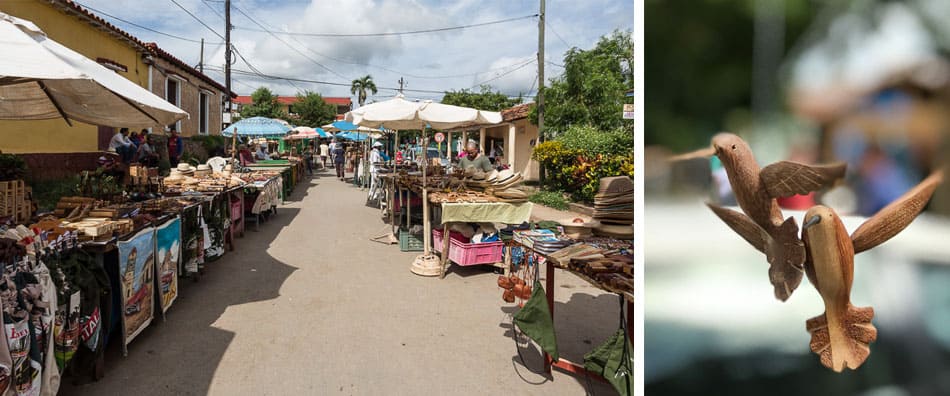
[61,169,618,395]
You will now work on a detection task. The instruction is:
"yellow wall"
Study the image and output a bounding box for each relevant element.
[0,1,148,153]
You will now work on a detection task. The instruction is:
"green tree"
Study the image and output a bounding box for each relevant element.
[645,0,816,151]
[441,85,521,111]
[240,87,285,119]
[530,30,634,137]
[350,75,378,107]
[292,91,338,127]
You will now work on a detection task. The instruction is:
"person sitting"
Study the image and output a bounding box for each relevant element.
[134,134,159,167]
[254,144,271,161]
[109,128,135,163]
[458,139,493,172]
[238,144,256,166]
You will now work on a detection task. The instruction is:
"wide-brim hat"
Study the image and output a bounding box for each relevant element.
[485,169,500,182]
[196,164,212,171]
[177,163,196,173]
[557,217,597,228]
[494,169,516,184]
[597,176,634,195]
[493,188,527,200]
[493,172,523,189]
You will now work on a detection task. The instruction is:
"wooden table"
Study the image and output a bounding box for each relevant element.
[511,239,634,382]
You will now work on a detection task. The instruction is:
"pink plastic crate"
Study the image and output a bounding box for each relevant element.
[433,228,504,266]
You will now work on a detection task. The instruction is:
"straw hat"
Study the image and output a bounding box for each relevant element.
[471,169,487,181]
[493,169,516,184]
[176,163,196,174]
[493,172,523,189]
[485,169,500,182]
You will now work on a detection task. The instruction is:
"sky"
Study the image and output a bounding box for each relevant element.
[73,0,633,104]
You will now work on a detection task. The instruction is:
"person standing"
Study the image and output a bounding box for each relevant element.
[319,140,329,169]
[168,128,183,166]
[328,139,338,168]
[109,128,135,163]
[333,142,346,180]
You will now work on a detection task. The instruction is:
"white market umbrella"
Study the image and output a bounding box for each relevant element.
[0,12,188,127]
[345,94,501,277]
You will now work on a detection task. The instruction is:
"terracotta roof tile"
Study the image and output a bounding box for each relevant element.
[501,103,534,122]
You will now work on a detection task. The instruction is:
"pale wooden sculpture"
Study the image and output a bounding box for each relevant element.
[679,133,847,300]
[800,170,943,372]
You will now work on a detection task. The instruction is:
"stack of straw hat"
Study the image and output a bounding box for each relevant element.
[592,176,633,239]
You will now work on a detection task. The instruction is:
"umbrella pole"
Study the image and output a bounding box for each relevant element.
[422,127,431,256]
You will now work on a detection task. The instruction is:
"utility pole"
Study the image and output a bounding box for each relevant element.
[224,0,232,118]
[198,38,204,73]
[397,77,406,94]
[537,0,546,186]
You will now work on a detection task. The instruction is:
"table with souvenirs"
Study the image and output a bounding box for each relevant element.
[499,176,635,395]
[0,156,311,393]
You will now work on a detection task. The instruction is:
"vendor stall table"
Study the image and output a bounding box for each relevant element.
[510,239,634,383]
[434,201,533,278]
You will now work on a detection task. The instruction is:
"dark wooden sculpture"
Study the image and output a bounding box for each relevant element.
[703,133,846,300]
[801,171,942,372]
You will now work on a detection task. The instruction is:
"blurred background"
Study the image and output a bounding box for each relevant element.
[645,0,950,395]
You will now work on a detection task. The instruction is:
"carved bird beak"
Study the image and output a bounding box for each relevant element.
[803,215,822,230]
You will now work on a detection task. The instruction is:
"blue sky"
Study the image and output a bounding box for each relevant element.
[74,0,632,102]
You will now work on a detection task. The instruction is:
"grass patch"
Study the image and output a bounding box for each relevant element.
[529,190,570,211]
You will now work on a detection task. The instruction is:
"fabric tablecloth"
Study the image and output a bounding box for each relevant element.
[440,202,533,224]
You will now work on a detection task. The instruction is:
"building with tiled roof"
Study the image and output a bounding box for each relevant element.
[233,95,353,120]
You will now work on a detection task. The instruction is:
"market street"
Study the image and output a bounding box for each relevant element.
[59,170,617,395]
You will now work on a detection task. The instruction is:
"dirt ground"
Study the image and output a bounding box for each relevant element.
[59,169,620,395]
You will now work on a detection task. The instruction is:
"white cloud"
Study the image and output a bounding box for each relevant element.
[76,0,633,100]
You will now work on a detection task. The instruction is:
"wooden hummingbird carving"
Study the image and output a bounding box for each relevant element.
[801,170,943,372]
[678,133,847,301]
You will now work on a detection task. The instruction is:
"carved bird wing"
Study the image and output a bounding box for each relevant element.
[706,203,768,253]
[851,170,944,254]
[760,161,847,198]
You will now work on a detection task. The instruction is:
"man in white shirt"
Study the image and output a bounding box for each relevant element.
[109,128,134,163]
[254,144,271,160]
[319,141,329,169]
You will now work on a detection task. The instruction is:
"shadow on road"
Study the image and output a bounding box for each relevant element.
[60,197,303,395]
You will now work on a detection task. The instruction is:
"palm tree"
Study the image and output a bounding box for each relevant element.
[350,75,378,107]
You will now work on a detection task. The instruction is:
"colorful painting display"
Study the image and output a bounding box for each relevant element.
[117,227,155,346]
[155,218,180,313]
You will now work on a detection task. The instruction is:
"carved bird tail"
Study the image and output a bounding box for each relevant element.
[765,217,806,301]
[805,304,877,372]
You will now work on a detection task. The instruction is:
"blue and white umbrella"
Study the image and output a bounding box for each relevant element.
[222,116,291,138]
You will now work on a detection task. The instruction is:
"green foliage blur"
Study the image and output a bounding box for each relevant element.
[644,0,817,151]
[293,91,338,127]
[0,154,28,181]
[530,30,634,137]
[441,85,522,111]
[240,87,286,119]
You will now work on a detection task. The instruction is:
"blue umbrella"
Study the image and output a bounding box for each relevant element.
[222,116,291,137]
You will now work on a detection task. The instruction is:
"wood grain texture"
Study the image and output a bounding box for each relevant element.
[706,203,768,253]
[802,206,877,372]
[851,170,944,254]
[760,161,847,198]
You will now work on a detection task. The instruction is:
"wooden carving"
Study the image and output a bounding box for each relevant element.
[707,133,846,301]
[801,171,942,372]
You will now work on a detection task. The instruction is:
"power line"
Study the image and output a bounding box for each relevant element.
[200,0,226,21]
[167,0,225,40]
[232,4,346,79]
[545,60,565,68]
[545,21,572,49]
[233,14,538,38]
[205,66,451,94]
[470,59,536,88]
[73,2,223,44]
